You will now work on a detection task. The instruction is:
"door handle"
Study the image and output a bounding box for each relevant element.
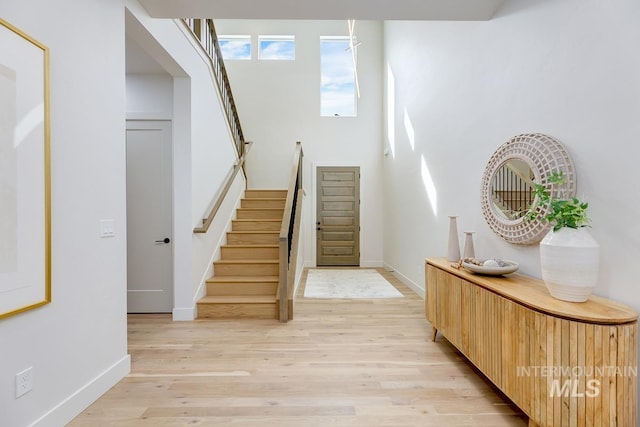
[155,237,171,244]
[316,227,323,231]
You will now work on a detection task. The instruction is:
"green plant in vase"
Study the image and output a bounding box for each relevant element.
[526,170,598,303]
[525,171,590,231]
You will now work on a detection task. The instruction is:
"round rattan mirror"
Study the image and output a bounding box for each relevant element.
[480,133,576,245]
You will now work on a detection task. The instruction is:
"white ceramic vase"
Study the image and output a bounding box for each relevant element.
[447,216,461,262]
[463,231,475,259]
[539,227,599,302]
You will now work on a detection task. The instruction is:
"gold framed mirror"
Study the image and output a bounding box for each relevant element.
[0,19,51,319]
[480,133,576,245]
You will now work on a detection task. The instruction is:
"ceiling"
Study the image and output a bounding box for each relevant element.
[137,0,507,21]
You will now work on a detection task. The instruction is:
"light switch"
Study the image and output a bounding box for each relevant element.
[100,219,115,238]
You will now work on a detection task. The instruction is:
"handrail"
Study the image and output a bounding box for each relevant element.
[286,194,303,320]
[278,141,303,322]
[182,18,250,234]
[194,141,252,234]
[182,18,246,160]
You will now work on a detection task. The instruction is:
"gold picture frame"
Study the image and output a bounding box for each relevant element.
[0,19,51,319]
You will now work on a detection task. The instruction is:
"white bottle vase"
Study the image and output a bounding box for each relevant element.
[463,231,475,259]
[539,227,599,302]
[447,216,461,262]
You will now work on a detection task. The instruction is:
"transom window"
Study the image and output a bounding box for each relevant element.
[259,36,295,60]
[218,35,251,60]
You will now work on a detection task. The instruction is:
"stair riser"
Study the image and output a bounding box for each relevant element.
[221,246,279,259]
[227,233,279,245]
[214,263,279,276]
[206,281,278,296]
[236,209,284,220]
[197,303,277,319]
[232,221,281,232]
[245,190,287,199]
[241,199,286,209]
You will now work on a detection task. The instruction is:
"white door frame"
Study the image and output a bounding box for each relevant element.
[126,119,174,313]
[125,11,194,319]
[125,111,193,319]
[310,161,366,267]
[315,166,360,267]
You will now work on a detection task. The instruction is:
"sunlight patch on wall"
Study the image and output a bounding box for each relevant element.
[421,155,438,216]
[403,107,415,151]
[386,63,395,158]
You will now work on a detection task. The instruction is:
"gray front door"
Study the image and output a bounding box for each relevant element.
[316,166,360,266]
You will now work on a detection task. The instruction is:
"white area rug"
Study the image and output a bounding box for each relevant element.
[304,269,403,299]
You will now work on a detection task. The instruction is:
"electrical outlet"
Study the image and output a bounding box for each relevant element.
[15,367,33,398]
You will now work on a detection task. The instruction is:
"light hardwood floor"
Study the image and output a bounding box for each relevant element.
[69,268,528,426]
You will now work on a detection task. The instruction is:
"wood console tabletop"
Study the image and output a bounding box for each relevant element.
[427,257,637,325]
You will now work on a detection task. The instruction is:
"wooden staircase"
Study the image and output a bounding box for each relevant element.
[197,189,286,319]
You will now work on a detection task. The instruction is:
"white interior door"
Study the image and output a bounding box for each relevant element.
[126,120,173,313]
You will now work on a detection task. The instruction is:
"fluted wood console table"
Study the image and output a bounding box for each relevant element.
[425,258,637,427]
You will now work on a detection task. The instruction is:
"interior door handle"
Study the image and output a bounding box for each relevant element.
[155,237,171,244]
[316,227,323,231]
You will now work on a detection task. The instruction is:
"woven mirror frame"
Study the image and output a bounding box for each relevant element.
[481,133,576,245]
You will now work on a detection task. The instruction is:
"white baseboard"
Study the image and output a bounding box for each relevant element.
[173,307,196,321]
[383,262,425,298]
[31,354,131,427]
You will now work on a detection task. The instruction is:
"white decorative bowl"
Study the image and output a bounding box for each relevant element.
[462,259,519,276]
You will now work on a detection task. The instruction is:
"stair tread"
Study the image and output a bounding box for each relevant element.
[222,244,279,248]
[237,207,284,210]
[228,231,279,234]
[243,197,286,200]
[233,219,281,222]
[214,259,279,264]
[207,275,279,283]
[199,295,276,304]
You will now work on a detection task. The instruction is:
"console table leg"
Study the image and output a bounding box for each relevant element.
[431,326,438,341]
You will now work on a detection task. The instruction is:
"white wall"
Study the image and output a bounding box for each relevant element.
[0,3,243,422]
[126,74,173,118]
[383,0,640,311]
[125,3,244,318]
[0,1,130,425]
[215,20,384,267]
